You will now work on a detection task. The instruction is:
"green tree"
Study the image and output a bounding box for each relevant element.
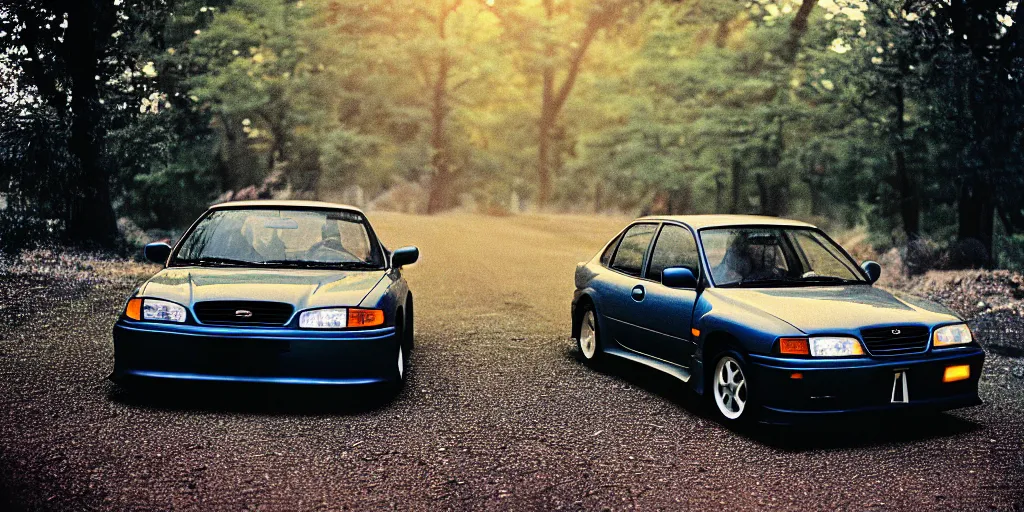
[0,0,172,247]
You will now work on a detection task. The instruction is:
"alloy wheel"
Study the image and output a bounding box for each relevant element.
[397,344,405,380]
[713,355,747,420]
[579,310,597,360]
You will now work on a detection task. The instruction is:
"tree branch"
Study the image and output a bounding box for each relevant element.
[11,6,66,112]
[549,0,631,118]
[781,0,818,64]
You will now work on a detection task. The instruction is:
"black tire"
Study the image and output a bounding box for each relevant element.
[576,303,603,364]
[707,349,756,424]
[404,296,415,351]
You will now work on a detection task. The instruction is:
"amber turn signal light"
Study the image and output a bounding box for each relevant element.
[348,308,384,328]
[943,364,970,383]
[125,298,143,321]
[779,337,810,356]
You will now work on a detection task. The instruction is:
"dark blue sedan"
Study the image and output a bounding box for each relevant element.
[572,215,984,424]
[112,200,418,389]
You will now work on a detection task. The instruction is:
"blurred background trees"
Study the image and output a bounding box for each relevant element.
[1,0,1023,270]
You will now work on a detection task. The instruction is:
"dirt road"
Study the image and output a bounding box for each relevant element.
[1,213,1023,510]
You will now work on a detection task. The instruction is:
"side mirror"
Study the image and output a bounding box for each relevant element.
[391,246,420,267]
[662,267,698,289]
[144,242,172,265]
[861,260,881,284]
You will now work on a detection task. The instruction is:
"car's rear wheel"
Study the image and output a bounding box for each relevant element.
[577,306,603,363]
[710,351,753,423]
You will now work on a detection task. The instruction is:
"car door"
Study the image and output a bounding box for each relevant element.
[593,223,660,356]
[635,223,701,366]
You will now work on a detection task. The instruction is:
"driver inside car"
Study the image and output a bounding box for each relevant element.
[317,221,347,253]
[714,234,788,284]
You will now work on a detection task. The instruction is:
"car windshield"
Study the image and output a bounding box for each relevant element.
[700,227,866,287]
[172,208,383,268]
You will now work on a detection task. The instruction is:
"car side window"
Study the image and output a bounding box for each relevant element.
[646,225,699,283]
[610,224,657,277]
[600,233,622,267]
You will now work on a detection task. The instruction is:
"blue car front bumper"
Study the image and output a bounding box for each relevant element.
[747,347,985,424]
[112,320,400,385]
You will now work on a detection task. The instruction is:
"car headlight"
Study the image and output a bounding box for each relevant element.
[809,336,865,357]
[299,308,386,329]
[125,298,186,322]
[933,323,973,347]
[299,308,349,329]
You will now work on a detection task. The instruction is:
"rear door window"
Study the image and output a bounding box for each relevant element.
[610,224,658,277]
[600,233,622,266]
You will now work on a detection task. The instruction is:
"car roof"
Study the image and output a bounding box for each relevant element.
[208,199,365,215]
[636,214,817,230]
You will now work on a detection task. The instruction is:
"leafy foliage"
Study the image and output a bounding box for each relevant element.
[1,0,1023,269]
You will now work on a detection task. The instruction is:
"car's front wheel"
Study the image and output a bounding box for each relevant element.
[390,313,409,391]
[711,351,753,422]
[577,306,603,364]
[396,343,407,383]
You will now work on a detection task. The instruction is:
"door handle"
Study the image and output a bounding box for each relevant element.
[631,285,645,302]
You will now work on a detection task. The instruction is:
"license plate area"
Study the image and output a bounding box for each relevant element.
[891,369,909,403]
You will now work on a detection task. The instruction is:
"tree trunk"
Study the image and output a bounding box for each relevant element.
[537,109,552,207]
[781,0,818,63]
[729,158,745,214]
[714,172,726,212]
[65,0,118,248]
[752,0,815,221]
[667,184,691,215]
[893,82,920,240]
[426,3,454,214]
[537,0,556,208]
[755,174,770,215]
[714,19,730,48]
[426,54,452,214]
[534,0,628,208]
[755,173,789,217]
[802,165,824,216]
[66,8,117,247]
[957,177,994,267]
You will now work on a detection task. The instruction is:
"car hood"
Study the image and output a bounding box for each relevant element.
[138,266,387,310]
[706,285,962,334]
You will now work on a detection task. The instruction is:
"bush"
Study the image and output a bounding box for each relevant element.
[904,238,942,276]
[0,212,54,255]
[946,238,989,269]
[996,234,1024,272]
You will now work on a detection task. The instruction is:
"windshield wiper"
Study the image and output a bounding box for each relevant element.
[721,278,802,288]
[173,257,257,267]
[721,276,865,288]
[261,260,378,269]
[799,275,864,285]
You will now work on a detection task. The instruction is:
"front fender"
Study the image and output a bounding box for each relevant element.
[694,289,806,356]
[690,290,805,396]
[358,270,407,326]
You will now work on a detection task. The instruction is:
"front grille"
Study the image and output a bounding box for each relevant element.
[193,301,294,327]
[860,325,930,356]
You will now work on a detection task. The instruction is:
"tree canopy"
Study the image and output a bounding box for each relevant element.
[1,0,1023,269]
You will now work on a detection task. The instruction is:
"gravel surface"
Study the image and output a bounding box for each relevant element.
[1,213,1023,511]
